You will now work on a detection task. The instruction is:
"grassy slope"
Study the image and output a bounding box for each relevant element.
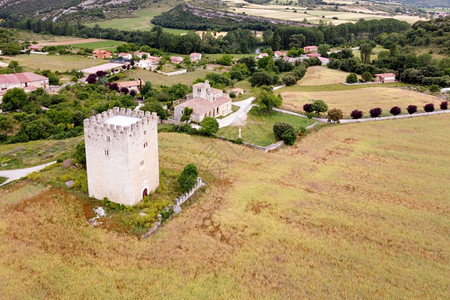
[124,68,212,87]
[68,40,125,51]
[0,115,449,298]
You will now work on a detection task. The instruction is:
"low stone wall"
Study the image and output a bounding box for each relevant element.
[157,69,187,76]
[218,136,284,153]
[141,177,206,239]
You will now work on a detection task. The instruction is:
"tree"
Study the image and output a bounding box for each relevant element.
[317,44,330,57]
[281,128,297,145]
[369,108,382,118]
[142,101,167,120]
[360,43,373,64]
[282,74,297,86]
[351,110,363,120]
[273,122,294,137]
[362,71,373,82]
[407,105,417,115]
[390,106,402,117]
[249,71,276,87]
[74,141,86,168]
[1,88,28,111]
[181,107,193,122]
[303,103,313,113]
[423,103,434,113]
[273,122,296,145]
[327,108,343,123]
[257,90,282,112]
[178,163,199,193]
[199,117,219,136]
[440,101,448,111]
[0,115,14,134]
[230,63,250,81]
[86,74,97,84]
[346,73,358,83]
[217,54,233,66]
[237,57,257,74]
[129,90,136,97]
[120,87,129,95]
[7,61,22,73]
[429,84,440,93]
[311,100,328,116]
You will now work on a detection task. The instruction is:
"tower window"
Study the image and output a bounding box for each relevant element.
[143,142,148,148]
[104,149,110,156]
[106,136,111,142]
[140,160,145,166]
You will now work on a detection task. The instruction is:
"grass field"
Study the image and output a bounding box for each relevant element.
[280,85,442,117]
[68,40,125,51]
[297,66,351,86]
[0,114,448,298]
[352,44,386,61]
[125,68,212,86]
[0,177,6,185]
[0,54,106,72]
[86,6,188,35]
[0,138,81,170]
[217,107,310,146]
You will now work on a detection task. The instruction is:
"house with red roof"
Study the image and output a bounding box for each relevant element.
[0,72,49,102]
[28,45,43,51]
[274,51,287,59]
[170,56,184,64]
[304,46,318,53]
[93,50,112,59]
[174,80,232,122]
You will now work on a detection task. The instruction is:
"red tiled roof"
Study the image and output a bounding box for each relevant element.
[0,72,48,85]
[176,96,231,115]
[375,73,396,78]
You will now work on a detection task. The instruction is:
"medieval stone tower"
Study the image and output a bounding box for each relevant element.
[83,107,159,206]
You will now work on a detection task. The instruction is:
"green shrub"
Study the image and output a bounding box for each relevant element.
[346,73,358,83]
[273,122,294,137]
[178,163,198,193]
[280,128,297,145]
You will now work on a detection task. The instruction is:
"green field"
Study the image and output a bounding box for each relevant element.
[218,107,310,146]
[68,40,125,51]
[86,6,188,34]
[0,114,448,298]
[0,177,7,185]
[125,68,212,86]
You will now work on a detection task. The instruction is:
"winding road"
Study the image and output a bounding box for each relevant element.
[0,161,56,187]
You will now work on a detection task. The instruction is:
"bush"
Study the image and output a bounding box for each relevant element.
[273,122,294,137]
[280,128,297,145]
[390,106,402,116]
[327,108,343,123]
[362,71,373,82]
[429,84,440,92]
[346,73,358,83]
[440,101,448,110]
[369,107,382,118]
[74,141,86,168]
[273,122,297,145]
[178,164,198,193]
[282,74,297,86]
[407,105,417,114]
[423,103,435,113]
[351,110,363,120]
[311,100,328,115]
[303,103,313,113]
[199,117,219,136]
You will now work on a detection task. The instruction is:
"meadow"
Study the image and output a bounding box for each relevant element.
[280,84,442,117]
[0,114,448,298]
[124,68,212,87]
[0,54,106,72]
[68,40,125,51]
[296,66,350,86]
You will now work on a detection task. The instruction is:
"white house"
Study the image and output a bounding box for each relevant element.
[190,53,202,62]
[136,56,161,71]
[118,53,132,60]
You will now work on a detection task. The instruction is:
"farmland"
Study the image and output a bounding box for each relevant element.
[0,115,448,298]
[0,54,105,72]
[124,68,213,87]
[296,66,350,86]
[67,40,125,51]
[280,84,442,117]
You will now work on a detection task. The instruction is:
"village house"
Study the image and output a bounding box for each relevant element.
[28,44,43,51]
[274,51,287,59]
[174,80,232,122]
[0,72,49,103]
[170,56,184,64]
[117,80,143,93]
[283,56,302,65]
[190,53,202,62]
[136,56,161,71]
[374,73,396,83]
[304,45,318,53]
[256,52,269,60]
[93,50,112,59]
[118,53,132,60]
[228,88,244,96]
[134,52,150,59]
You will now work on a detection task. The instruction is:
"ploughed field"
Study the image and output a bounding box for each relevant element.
[0,115,449,298]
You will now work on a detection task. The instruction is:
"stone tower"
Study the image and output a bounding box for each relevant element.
[83,107,159,206]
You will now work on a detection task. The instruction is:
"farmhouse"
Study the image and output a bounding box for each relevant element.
[374,73,396,83]
[93,50,112,59]
[28,44,43,51]
[190,53,202,62]
[174,80,232,122]
[304,45,318,53]
[274,51,287,59]
[0,72,48,103]
[170,56,184,64]
[256,52,269,59]
[84,107,160,206]
[117,80,143,93]
[118,53,132,60]
[136,56,161,71]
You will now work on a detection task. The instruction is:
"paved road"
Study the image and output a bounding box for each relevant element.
[273,108,449,124]
[0,161,56,187]
[218,97,255,128]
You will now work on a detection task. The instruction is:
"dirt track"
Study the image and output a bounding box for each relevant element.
[37,38,105,46]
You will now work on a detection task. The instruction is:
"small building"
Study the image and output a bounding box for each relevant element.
[190,53,202,62]
[306,52,320,58]
[283,56,302,65]
[440,87,450,93]
[174,80,232,123]
[170,56,184,64]
[274,51,287,59]
[0,72,49,91]
[117,80,143,93]
[93,50,112,59]
[134,52,150,59]
[256,52,269,59]
[28,44,43,51]
[304,46,318,53]
[374,73,396,83]
[228,88,244,96]
[84,108,160,206]
[136,56,161,71]
[118,53,132,60]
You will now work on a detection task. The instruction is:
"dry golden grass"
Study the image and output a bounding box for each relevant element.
[297,66,350,86]
[280,86,442,117]
[0,115,449,298]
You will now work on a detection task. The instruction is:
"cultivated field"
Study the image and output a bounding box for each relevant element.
[297,66,350,86]
[0,55,106,72]
[280,86,442,117]
[0,115,448,298]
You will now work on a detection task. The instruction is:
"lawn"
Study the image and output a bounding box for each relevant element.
[68,40,125,51]
[0,177,6,185]
[0,137,81,170]
[297,66,351,86]
[280,86,442,117]
[352,44,386,61]
[0,115,448,298]
[0,54,106,72]
[125,68,212,86]
[85,6,188,35]
[217,107,310,146]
